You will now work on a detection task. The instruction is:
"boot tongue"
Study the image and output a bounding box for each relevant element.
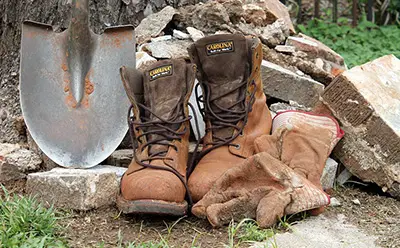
[142,60,188,155]
[192,34,250,139]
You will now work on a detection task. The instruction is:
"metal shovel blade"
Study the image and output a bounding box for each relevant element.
[20,0,135,168]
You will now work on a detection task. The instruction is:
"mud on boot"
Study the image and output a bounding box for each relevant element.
[117,59,196,216]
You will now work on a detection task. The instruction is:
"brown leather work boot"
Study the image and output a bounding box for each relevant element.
[117,59,196,215]
[187,34,272,202]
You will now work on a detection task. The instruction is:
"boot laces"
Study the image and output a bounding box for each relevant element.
[187,80,257,177]
[126,102,199,207]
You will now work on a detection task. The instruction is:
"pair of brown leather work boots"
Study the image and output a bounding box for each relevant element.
[117,34,272,215]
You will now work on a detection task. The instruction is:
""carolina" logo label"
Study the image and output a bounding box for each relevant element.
[149,64,173,80]
[206,40,235,55]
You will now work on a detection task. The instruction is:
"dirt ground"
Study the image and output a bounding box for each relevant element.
[2,180,399,248]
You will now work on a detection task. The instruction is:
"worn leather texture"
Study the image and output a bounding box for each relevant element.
[188,34,272,202]
[120,59,196,203]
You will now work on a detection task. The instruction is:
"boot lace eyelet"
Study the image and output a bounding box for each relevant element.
[234,144,240,150]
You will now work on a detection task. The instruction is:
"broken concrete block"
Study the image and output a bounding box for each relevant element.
[322,55,400,199]
[151,35,172,43]
[286,34,344,66]
[106,150,133,168]
[259,19,289,47]
[186,27,205,42]
[0,143,42,183]
[255,0,295,34]
[135,6,178,44]
[26,165,127,210]
[261,60,325,107]
[321,158,338,190]
[144,39,191,59]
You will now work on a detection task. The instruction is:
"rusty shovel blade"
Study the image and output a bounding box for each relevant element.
[20,0,135,168]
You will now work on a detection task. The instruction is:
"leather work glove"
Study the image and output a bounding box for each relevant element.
[191,111,344,227]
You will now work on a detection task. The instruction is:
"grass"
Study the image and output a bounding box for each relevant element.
[0,185,67,248]
[297,16,400,68]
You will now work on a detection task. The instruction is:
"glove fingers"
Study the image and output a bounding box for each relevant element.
[206,194,260,227]
[192,156,265,218]
[257,192,291,228]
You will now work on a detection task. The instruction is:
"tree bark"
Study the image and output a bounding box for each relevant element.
[0,0,194,144]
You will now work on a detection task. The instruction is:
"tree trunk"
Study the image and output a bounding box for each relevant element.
[0,0,194,144]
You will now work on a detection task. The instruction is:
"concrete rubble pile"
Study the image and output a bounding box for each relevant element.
[1,0,398,211]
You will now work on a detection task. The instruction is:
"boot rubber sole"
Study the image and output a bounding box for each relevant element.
[116,194,188,216]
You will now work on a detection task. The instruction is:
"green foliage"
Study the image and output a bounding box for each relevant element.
[297,18,400,68]
[0,186,67,247]
[225,219,276,248]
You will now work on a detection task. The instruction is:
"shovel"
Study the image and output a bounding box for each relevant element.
[20,0,135,168]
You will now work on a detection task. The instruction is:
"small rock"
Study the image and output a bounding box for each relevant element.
[26,165,127,210]
[214,30,231,35]
[315,58,324,70]
[181,1,230,33]
[145,39,191,59]
[321,158,339,190]
[257,0,295,33]
[122,0,131,5]
[186,27,205,42]
[242,4,266,26]
[329,197,341,207]
[259,19,290,47]
[352,199,361,205]
[0,143,42,183]
[11,72,17,77]
[173,29,190,40]
[106,150,133,168]
[135,6,178,44]
[136,52,157,70]
[220,0,244,24]
[275,45,296,54]
[235,22,260,36]
[336,168,353,186]
[269,101,311,113]
[287,34,344,66]
[151,35,172,42]
[5,149,42,172]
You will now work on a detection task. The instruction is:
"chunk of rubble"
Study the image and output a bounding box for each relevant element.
[220,0,244,24]
[106,150,132,168]
[181,1,230,33]
[136,52,157,70]
[269,101,312,113]
[322,55,400,199]
[151,35,172,42]
[135,6,178,44]
[261,60,325,107]
[173,29,190,40]
[275,45,295,54]
[0,143,42,182]
[286,34,345,66]
[26,165,127,210]
[255,0,295,33]
[321,158,339,190]
[186,27,205,42]
[144,39,191,59]
[242,4,266,26]
[259,19,289,47]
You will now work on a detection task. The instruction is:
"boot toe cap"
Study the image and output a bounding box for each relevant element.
[121,169,186,203]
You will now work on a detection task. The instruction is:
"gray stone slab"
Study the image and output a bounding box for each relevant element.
[321,158,338,190]
[261,60,324,107]
[26,165,127,210]
[251,214,379,248]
